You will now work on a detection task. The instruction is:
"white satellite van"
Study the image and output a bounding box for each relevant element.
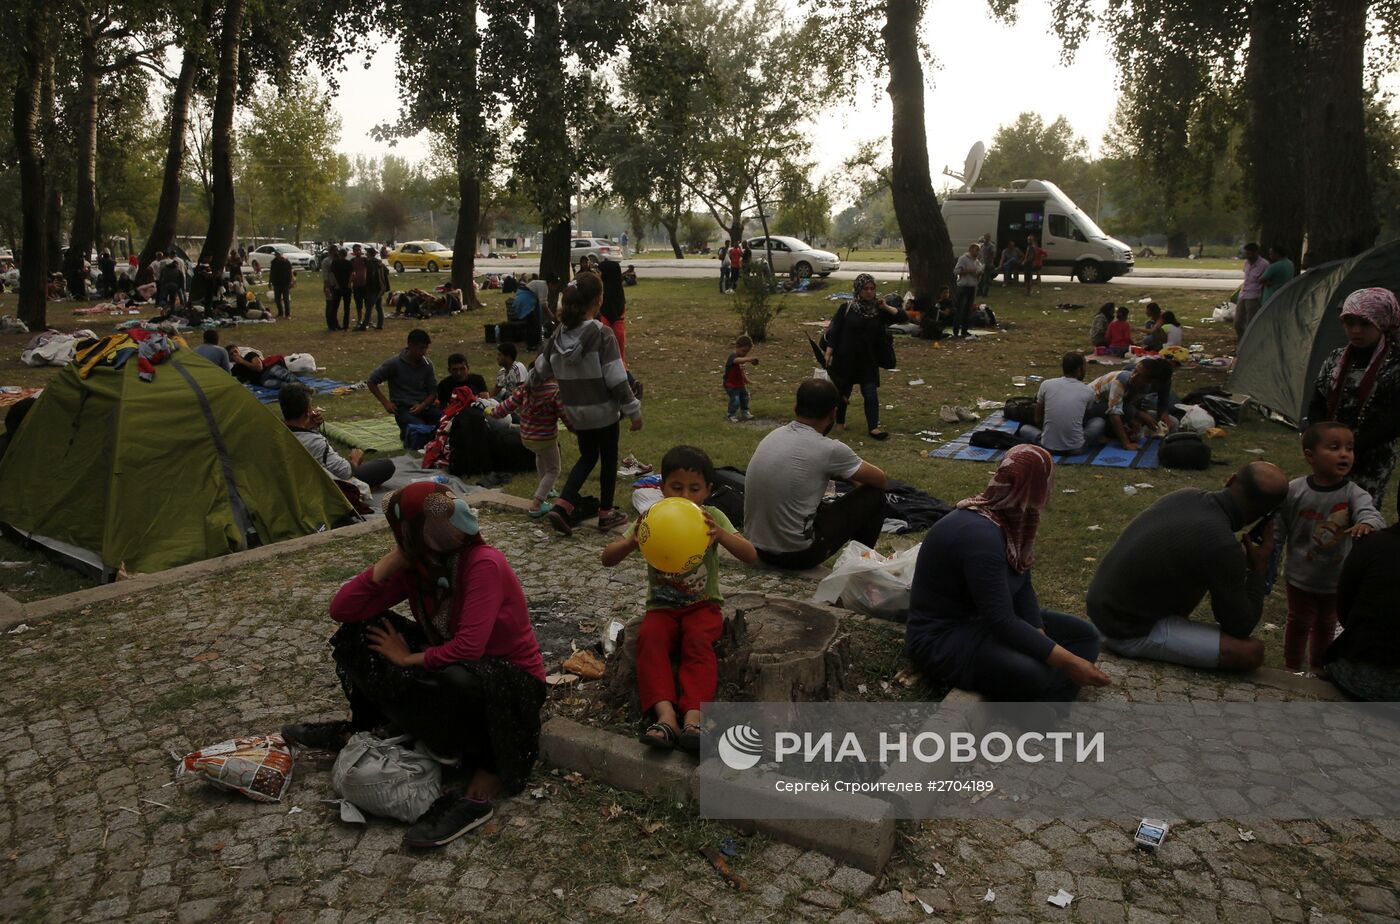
[942,179,1134,283]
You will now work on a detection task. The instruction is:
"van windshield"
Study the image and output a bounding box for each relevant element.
[1068,208,1109,240]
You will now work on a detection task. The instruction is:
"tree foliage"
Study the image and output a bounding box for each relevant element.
[242,79,345,244]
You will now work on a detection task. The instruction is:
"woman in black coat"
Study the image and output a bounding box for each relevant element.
[823,273,902,440]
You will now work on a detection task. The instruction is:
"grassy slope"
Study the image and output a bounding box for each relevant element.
[0,272,1300,665]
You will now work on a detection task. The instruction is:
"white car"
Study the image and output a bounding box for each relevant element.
[248,243,314,272]
[570,237,619,262]
[745,236,840,277]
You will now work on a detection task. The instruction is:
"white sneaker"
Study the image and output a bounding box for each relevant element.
[726,415,739,423]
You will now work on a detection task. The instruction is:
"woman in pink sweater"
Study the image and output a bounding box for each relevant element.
[282,482,545,849]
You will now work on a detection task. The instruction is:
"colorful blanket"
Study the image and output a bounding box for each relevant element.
[926,413,1162,469]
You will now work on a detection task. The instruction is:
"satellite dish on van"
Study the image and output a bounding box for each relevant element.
[942,142,987,192]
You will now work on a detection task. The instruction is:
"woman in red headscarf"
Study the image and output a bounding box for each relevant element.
[1307,287,1400,509]
[283,482,546,849]
[904,445,1110,701]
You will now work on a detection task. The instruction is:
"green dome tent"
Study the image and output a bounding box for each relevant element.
[1228,238,1400,426]
[0,347,357,579]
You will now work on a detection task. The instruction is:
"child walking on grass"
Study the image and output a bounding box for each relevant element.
[723,335,759,422]
[1279,421,1385,673]
[601,446,757,754]
[492,376,568,518]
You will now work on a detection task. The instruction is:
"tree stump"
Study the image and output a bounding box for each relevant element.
[602,592,852,716]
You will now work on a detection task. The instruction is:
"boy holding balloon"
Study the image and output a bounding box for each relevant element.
[601,445,758,753]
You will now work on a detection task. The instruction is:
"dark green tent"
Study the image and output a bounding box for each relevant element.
[0,347,357,579]
[1229,239,1400,426]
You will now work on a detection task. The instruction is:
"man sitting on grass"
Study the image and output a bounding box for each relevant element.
[280,384,395,489]
[367,329,441,443]
[1087,461,1287,672]
[1016,352,1106,454]
[744,379,888,570]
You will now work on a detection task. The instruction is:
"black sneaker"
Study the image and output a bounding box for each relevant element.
[280,721,353,752]
[403,793,494,849]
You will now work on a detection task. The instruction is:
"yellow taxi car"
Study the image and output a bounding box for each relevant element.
[387,240,454,273]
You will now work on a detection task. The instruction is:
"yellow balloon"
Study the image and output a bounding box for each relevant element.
[637,497,710,574]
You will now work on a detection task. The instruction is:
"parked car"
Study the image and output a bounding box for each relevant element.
[744,236,841,277]
[570,237,618,262]
[387,241,454,273]
[248,243,315,272]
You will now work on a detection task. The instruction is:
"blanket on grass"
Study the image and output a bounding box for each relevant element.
[927,412,1162,469]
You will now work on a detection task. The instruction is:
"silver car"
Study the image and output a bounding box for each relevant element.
[745,236,841,277]
[570,237,619,262]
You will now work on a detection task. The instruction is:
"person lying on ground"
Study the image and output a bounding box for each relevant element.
[367,328,441,438]
[1325,488,1400,700]
[227,344,297,388]
[906,444,1110,701]
[280,384,394,490]
[1086,461,1288,672]
[281,483,546,849]
[744,378,888,570]
[1086,357,1176,451]
[602,446,758,752]
[1016,352,1106,453]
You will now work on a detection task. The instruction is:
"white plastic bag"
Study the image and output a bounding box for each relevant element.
[285,353,317,374]
[1176,404,1215,432]
[813,541,921,617]
[331,732,443,823]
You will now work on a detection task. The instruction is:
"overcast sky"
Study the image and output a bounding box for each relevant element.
[329,3,1120,192]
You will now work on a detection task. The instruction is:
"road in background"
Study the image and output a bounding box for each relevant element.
[471,256,1240,292]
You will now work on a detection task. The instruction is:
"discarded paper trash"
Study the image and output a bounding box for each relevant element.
[1047,888,1074,908]
[562,649,606,680]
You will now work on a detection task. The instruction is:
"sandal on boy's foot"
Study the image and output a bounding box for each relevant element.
[639,723,678,751]
[939,405,960,424]
[868,428,890,441]
[678,723,706,755]
[280,720,354,752]
[527,502,553,520]
[402,793,494,849]
[596,509,629,532]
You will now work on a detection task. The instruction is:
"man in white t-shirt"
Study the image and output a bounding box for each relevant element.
[744,379,888,569]
[1017,352,1106,453]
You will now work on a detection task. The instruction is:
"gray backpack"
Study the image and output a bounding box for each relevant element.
[331,733,443,823]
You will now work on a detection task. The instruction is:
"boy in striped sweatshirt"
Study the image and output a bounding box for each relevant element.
[492,379,569,518]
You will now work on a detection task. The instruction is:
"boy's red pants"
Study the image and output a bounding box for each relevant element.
[635,601,723,715]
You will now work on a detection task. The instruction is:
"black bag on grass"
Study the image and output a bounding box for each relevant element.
[1160,431,1211,469]
[970,429,1022,450]
[1003,396,1037,424]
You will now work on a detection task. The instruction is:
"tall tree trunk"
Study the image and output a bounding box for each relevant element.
[1166,229,1190,258]
[64,18,100,301]
[141,30,199,270]
[450,0,482,306]
[41,61,63,274]
[531,0,572,281]
[1302,0,1376,264]
[199,0,244,266]
[882,0,952,300]
[1243,0,1306,262]
[14,5,48,329]
[662,217,682,258]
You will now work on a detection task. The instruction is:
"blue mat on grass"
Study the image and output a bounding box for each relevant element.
[927,413,1162,469]
[246,375,354,404]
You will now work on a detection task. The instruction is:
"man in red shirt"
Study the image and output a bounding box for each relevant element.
[1023,234,1046,294]
[728,241,743,288]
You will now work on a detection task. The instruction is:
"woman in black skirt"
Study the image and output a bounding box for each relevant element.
[283,482,546,848]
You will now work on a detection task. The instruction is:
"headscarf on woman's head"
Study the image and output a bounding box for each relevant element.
[956,443,1055,573]
[1328,287,1400,418]
[846,272,881,320]
[382,482,481,641]
[1340,287,1400,334]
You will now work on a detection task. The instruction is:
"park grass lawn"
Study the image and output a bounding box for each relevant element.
[831,249,1243,273]
[0,272,1303,666]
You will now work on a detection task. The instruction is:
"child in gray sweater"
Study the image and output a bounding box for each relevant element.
[1280,422,1386,672]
